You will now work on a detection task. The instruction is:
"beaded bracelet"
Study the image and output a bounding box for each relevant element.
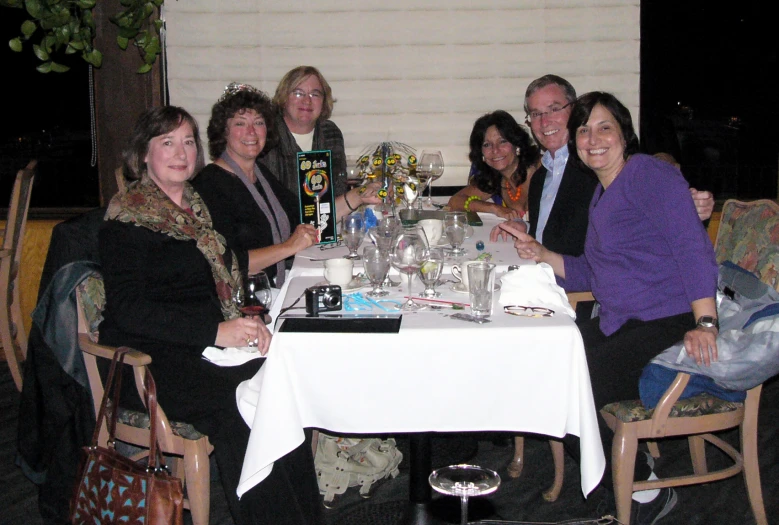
[345,192,359,212]
[464,195,482,212]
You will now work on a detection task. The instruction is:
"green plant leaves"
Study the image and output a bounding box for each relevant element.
[2,0,160,73]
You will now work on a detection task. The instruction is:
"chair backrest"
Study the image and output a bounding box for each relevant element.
[75,275,179,451]
[1,160,36,391]
[714,199,779,291]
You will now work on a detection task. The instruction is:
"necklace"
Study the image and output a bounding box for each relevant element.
[503,182,522,202]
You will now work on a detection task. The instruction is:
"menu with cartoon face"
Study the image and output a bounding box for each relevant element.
[297,150,337,244]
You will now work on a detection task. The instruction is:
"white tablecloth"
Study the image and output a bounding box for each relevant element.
[237,271,606,498]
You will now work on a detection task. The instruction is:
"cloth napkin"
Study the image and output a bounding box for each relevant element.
[202,346,265,367]
[498,263,576,319]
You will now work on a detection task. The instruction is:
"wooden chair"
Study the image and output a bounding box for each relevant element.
[599,198,777,525]
[1,160,36,391]
[506,291,594,502]
[76,275,214,525]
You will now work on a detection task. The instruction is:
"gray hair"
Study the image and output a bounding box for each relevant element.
[523,74,577,113]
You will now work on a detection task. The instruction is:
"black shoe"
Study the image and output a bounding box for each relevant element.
[631,487,678,525]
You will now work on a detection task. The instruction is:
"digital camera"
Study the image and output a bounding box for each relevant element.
[305,285,342,316]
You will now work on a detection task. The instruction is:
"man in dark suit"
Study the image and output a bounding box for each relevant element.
[492,74,714,255]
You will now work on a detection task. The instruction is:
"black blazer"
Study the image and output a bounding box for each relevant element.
[527,160,598,256]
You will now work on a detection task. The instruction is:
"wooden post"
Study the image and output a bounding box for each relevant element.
[92,0,163,206]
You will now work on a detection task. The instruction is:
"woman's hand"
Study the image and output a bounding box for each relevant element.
[216,317,272,355]
[690,188,714,221]
[493,206,523,220]
[285,223,318,253]
[490,220,527,242]
[683,326,718,366]
[513,232,549,262]
[355,182,382,205]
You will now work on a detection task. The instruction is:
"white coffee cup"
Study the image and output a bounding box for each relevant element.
[451,260,484,289]
[324,258,354,287]
[417,219,443,245]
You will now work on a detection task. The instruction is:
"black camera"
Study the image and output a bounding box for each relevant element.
[305,285,342,316]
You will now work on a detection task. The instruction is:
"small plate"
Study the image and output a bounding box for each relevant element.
[450,282,502,294]
[319,278,369,294]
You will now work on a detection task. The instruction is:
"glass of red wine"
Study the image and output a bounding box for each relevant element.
[234,271,273,343]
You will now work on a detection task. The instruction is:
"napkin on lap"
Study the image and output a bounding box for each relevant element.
[498,263,576,319]
[202,346,264,366]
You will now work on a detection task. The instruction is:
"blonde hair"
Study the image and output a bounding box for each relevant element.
[273,66,335,121]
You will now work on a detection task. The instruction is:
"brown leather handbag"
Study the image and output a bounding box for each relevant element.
[70,347,184,525]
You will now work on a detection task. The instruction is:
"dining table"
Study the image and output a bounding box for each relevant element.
[234,202,606,524]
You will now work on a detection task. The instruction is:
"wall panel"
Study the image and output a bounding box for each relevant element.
[164,0,640,184]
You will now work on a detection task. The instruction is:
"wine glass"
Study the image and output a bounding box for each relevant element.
[233,271,273,344]
[419,150,444,206]
[363,245,391,297]
[389,225,429,311]
[444,211,468,256]
[429,464,501,525]
[418,247,444,297]
[400,174,420,210]
[341,213,365,259]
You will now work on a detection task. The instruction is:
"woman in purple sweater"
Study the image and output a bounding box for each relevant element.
[499,92,719,518]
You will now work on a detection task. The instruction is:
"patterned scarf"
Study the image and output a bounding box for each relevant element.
[105,175,241,320]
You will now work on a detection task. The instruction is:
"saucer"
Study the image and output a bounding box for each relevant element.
[450,282,502,294]
[319,278,368,294]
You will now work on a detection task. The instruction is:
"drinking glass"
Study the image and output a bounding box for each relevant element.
[341,213,365,259]
[363,245,391,297]
[419,150,444,206]
[389,225,429,311]
[418,247,444,297]
[467,262,496,317]
[401,174,420,210]
[368,216,401,287]
[444,211,468,256]
[233,271,273,344]
[429,464,501,525]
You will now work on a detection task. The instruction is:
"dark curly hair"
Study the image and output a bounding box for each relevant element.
[207,89,278,160]
[122,106,205,181]
[468,110,539,195]
[567,91,640,175]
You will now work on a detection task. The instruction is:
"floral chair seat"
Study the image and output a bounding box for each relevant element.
[602,394,743,424]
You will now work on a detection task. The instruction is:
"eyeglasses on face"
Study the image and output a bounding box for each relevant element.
[525,102,573,123]
[503,305,555,317]
[291,89,324,101]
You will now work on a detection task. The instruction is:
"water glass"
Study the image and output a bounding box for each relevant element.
[444,211,468,256]
[418,247,444,297]
[467,262,496,317]
[341,213,365,259]
[363,245,390,297]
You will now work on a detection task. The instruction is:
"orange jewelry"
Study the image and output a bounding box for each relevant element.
[503,183,521,202]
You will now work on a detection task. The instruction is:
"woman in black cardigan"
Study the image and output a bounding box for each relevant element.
[193,82,379,286]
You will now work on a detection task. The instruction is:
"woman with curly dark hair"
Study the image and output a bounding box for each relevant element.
[448,110,541,220]
[191,82,313,287]
[193,82,379,287]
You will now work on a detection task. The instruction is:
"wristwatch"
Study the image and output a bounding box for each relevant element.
[696,315,719,331]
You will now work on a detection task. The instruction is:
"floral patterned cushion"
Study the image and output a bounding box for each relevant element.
[116,406,206,440]
[715,199,779,291]
[76,275,105,342]
[602,394,744,423]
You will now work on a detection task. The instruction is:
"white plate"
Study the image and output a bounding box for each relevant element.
[318,279,369,294]
[450,282,501,294]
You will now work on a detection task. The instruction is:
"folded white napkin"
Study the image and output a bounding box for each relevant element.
[202,346,265,367]
[498,263,576,319]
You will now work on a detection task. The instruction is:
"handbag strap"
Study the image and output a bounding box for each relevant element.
[88,347,168,472]
[89,346,130,447]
